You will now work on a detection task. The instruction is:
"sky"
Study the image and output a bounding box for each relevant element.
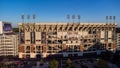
[0,0,120,27]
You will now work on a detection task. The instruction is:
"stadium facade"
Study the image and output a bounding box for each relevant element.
[18,22,117,58]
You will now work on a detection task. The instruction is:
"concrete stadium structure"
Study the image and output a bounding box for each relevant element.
[18,22,117,58]
[116,27,120,50]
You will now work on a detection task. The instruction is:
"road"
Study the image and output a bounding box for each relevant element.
[32,62,48,68]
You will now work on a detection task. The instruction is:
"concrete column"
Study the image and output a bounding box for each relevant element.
[18,45,25,53]
[80,44,83,51]
[98,29,101,40]
[62,44,66,51]
[112,43,115,50]
[105,42,108,50]
[30,45,35,53]
[22,54,26,58]
[42,45,47,53]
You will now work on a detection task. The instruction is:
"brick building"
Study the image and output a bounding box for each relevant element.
[18,22,117,58]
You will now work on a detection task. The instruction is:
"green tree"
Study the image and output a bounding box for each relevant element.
[2,63,7,68]
[97,59,109,68]
[49,59,58,68]
[9,63,15,68]
[13,28,19,32]
[66,58,73,68]
[40,59,44,66]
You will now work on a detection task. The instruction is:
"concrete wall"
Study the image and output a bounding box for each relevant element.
[0,21,3,34]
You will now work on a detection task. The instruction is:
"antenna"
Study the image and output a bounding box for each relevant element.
[21,14,24,23]
[78,15,80,23]
[67,14,70,23]
[72,15,75,23]
[27,15,30,23]
[33,14,36,23]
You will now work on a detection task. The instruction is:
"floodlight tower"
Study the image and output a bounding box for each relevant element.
[21,14,24,23]
[106,16,108,24]
[78,15,80,23]
[33,14,36,23]
[67,14,70,23]
[105,16,109,49]
[113,16,116,24]
[109,16,112,23]
[72,15,75,23]
[27,15,30,23]
[113,16,116,51]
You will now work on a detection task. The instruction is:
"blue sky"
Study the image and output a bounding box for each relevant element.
[0,0,120,27]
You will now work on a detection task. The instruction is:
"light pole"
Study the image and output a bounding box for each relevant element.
[72,15,75,23]
[78,15,80,23]
[33,14,36,23]
[27,15,30,23]
[61,57,62,68]
[67,14,70,23]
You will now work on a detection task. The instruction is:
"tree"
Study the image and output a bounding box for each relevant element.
[13,28,19,32]
[49,59,58,68]
[66,58,73,68]
[96,59,109,68]
[81,64,88,68]
[40,59,44,66]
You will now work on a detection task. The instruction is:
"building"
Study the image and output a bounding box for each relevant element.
[0,33,18,56]
[0,21,12,34]
[116,27,120,50]
[0,21,18,56]
[18,22,117,58]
